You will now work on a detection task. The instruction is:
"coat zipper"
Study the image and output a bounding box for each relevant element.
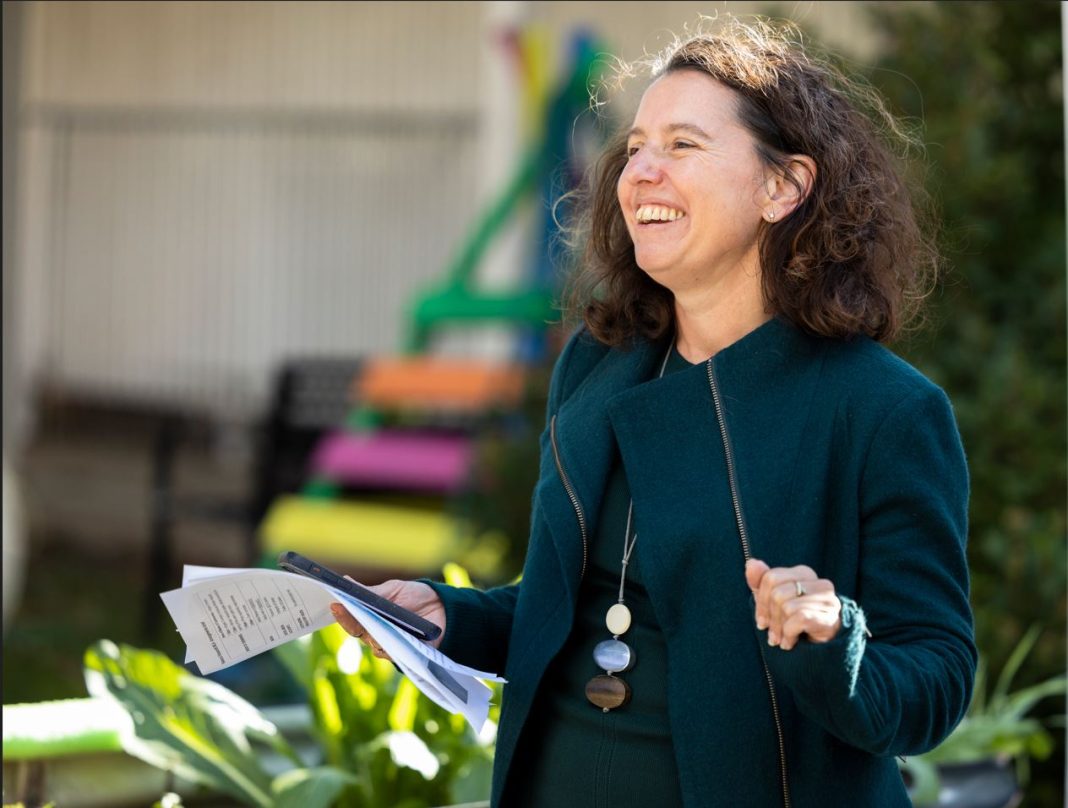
[549,414,589,580]
[706,358,792,808]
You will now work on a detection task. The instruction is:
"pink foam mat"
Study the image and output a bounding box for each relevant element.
[310,430,474,492]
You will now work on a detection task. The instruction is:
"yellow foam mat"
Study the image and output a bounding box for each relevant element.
[260,495,503,577]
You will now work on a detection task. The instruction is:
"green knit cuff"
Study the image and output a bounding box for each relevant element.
[761,593,870,700]
[837,594,869,698]
[417,578,512,673]
[417,578,463,657]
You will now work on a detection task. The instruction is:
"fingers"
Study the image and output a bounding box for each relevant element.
[329,602,392,661]
[745,558,770,592]
[752,563,817,631]
[343,576,412,611]
[333,575,442,659]
[777,599,842,650]
[747,559,840,650]
[330,602,366,638]
[371,579,408,600]
[765,580,832,646]
[337,576,402,660]
[366,639,390,660]
[343,574,398,597]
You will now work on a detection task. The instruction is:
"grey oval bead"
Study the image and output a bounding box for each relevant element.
[593,639,635,673]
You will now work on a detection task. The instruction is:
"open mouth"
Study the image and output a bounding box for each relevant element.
[636,204,686,225]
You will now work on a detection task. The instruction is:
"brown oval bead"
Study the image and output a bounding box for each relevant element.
[585,674,632,710]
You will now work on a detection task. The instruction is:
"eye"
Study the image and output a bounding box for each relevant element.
[626,143,642,158]
[672,140,695,150]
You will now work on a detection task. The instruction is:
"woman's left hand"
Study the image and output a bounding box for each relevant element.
[745,559,842,651]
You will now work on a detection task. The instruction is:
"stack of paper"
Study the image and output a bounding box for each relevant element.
[160,566,505,732]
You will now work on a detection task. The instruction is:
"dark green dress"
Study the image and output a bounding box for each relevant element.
[505,348,692,807]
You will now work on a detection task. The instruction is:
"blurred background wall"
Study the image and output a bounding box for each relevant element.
[11,1,486,430]
[6,0,879,439]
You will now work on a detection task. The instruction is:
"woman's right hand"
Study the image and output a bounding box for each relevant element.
[329,579,446,660]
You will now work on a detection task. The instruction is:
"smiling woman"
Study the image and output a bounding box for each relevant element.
[615,71,816,359]
[567,21,937,354]
[332,17,974,808]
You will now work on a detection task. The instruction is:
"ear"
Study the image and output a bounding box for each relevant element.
[763,155,817,220]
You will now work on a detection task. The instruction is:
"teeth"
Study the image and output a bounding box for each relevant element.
[637,204,685,222]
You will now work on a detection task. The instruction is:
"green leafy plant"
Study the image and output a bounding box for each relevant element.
[84,563,498,807]
[269,563,497,807]
[84,639,357,807]
[899,626,1066,805]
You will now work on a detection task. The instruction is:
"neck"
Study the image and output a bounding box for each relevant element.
[672,259,771,363]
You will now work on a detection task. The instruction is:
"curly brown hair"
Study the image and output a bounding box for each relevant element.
[563,17,939,346]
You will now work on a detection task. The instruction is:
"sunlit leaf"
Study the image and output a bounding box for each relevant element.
[312,670,343,737]
[271,765,360,808]
[991,625,1042,711]
[388,678,420,733]
[84,641,292,807]
[442,562,473,589]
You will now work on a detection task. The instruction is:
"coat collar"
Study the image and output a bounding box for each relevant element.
[553,316,819,494]
[544,316,828,601]
[606,315,828,571]
[550,331,670,527]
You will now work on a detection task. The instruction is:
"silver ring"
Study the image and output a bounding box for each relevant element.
[794,580,806,598]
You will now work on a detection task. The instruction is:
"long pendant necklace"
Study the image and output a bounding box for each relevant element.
[584,343,673,712]
[585,503,639,711]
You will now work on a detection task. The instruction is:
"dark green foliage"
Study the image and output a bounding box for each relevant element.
[865,2,1065,803]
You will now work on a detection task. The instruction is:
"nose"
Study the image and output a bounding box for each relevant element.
[621,146,664,185]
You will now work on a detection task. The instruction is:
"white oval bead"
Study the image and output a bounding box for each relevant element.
[605,603,632,636]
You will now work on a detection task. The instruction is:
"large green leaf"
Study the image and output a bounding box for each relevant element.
[990,624,1042,711]
[272,765,361,808]
[923,715,1044,764]
[84,640,299,807]
[1003,677,1068,723]
[388,678,420,733]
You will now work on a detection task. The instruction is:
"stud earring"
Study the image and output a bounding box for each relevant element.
[766,210,777,221]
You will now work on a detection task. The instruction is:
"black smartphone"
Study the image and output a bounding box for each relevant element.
[277,551,442,643]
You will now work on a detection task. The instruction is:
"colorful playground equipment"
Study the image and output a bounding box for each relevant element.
[257,31,609,582]
[0,30,613,807]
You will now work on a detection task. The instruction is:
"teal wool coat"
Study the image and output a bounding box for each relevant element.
[427,317,975,807]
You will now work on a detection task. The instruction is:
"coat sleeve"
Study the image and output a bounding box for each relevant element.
[762,384,977,756]
[420,327,585,674]
[421,579,520,674]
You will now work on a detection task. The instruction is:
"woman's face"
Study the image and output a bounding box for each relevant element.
[617,70,770,290]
